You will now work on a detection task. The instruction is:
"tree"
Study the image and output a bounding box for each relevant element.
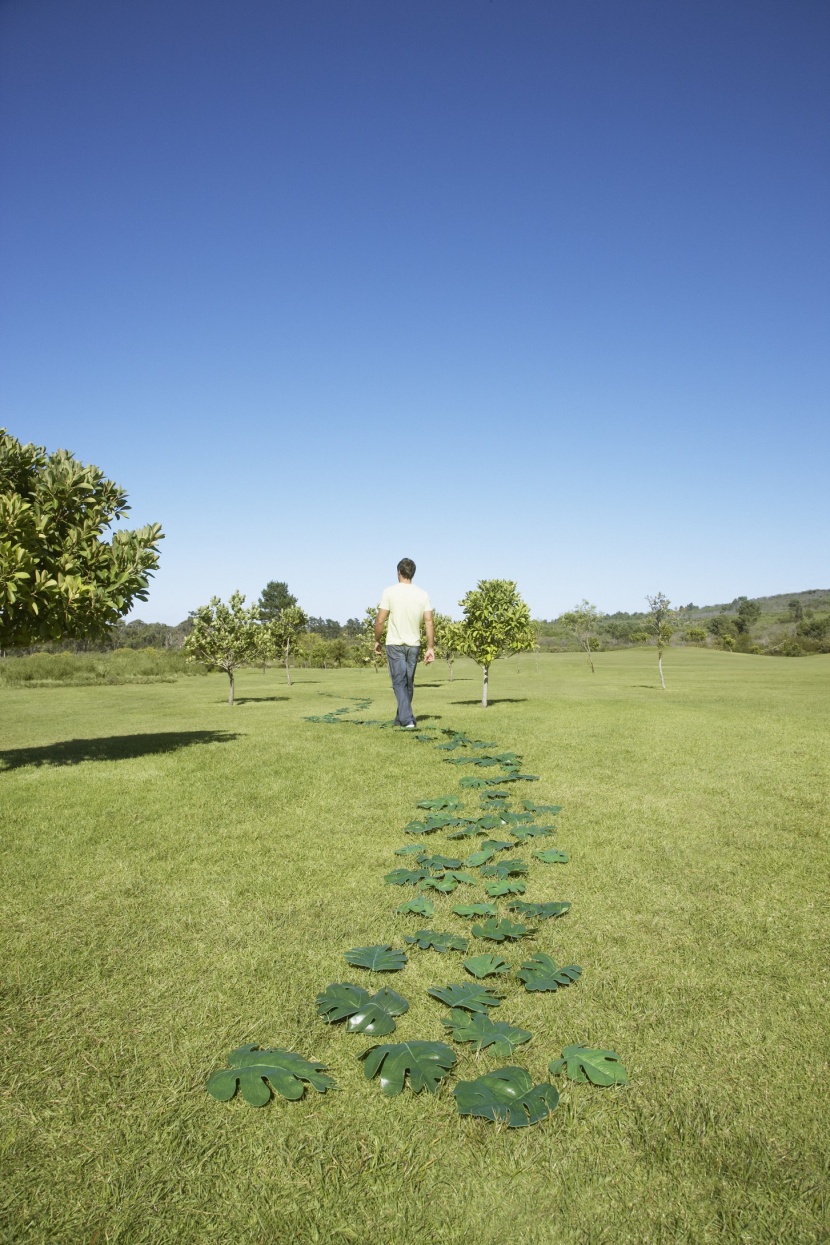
[787,599,804,623]
[734,596,761,634]
[183,592,260,705]
[559,601,602,673]
[361,606,386,671]
[0,429,163,648]
[432,612,464,681]
[645,592,676,690]
[457,579,535,707]
[258,581,297,622]
[258,605,308,686]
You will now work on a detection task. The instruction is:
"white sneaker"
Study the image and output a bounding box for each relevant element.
[403,723,416,729]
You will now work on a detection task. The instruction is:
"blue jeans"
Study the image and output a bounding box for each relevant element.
[386,644,420,725]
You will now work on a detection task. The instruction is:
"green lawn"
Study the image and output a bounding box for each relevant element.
[1,650,828,1243]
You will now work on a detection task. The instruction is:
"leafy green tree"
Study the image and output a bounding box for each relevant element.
[258,605,308,686]
[0,428,163,648]
[457,579,535,707]
[685,626,707,644]
[560,600,602,673]
[184,591,260,705]
[257,580,297,622]
[432,612,463,681]
[645,592,676,690]
[734,596,761,634]
[361,606,386,671]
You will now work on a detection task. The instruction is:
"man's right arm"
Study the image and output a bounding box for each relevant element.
[374,608,390,654]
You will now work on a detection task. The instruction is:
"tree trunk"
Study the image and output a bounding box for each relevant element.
[284,641,292,687]
[481,664,489,707]
[658,648,666,690]
[448,658,454,682]
[227,669,235,705]
[584,642,595,674]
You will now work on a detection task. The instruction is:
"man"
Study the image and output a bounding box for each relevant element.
[374,558,435,728]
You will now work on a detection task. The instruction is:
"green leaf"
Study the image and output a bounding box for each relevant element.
[484,879,527,897]
[416,796,463,811]
[395,896,435,917]
[471,917,530,942]
[476,813,507,831]
[446,824,484,840]
[315,983,409,1036]
[452,902,499,918]
[360,1041,456,1096]
[522,802,563,815]
[507,900,571,920]
[394,843,428,856]
[510,824,556,842]
[463,953,511,978]
[480,858,529,878]
[419,876,458,893]
[464,840,513,867]
[459,776,489,789]
[418,854,463,871]
[500,811,534,825]
[403,820,443,836]
[437,869,478,885]
[384,867,428,886]
[427,982,503,1012]
[532,848,570,864]
[549,1044,628,1086]
[403,929,469,953]
[493,773,539,784]
[343,944,408,972]
[442,1009,531,1056]
[454,1068,558,1127]
[517,953,582,992]
[422,814,465,831]
[206,1045,336,1107]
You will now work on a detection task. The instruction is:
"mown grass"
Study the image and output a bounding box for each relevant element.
[1,650,828,1243]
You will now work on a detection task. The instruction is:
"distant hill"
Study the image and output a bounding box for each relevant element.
[682,589,830,618]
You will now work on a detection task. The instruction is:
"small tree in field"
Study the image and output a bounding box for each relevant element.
[560,600,602,673]
[361,606,386,671]
[457,579,535,707]
[184,592,260,705]
[432,612,463,681]
[645,592,676,690]
[258,605,308,686]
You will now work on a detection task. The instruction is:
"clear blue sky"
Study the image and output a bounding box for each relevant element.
[2,0,827,622]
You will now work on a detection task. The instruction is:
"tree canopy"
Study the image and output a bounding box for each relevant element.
[183,592,260,704]
[0,429,163,649]
[257,581,297,622]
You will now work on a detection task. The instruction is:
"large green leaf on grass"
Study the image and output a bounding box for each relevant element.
[454,1067,558,1127]
[437,870,479,885]
[360,1041,456,1096]
[417,796,463,811]
[315,984,409,1036]
[464,841,513,867]
[507,900,571,920]
[385,867,429,886]
[343,944,408,972]
[500,811,534,825]
[522,801,563,815]
[422,814,465,831]
[481,791,510,802]
[418,854,463,871]
[532,848,570,864]
[510,824,556,842]
[404,929,469,953]
[207,1046,336,1107]
[395,896,435,917]
[427,982,503,1012]
[475,814,508,831]
[549,1044,628,1086]
[517,953,581,991]
[484,879,527,897]
[463,953,511,978]
[395,843,428,856]
[492,753,521,765]
[446,824,483,840]
[419,876,458,893]
[460,776,489,789]
[442,1009,532,1056]
[452,902,499,918]
[480,858,529,879]
[492,773,539,784]
[402,821,431,836]
[472,917,530,942]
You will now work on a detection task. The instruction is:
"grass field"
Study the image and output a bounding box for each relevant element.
[2,649,828,1244]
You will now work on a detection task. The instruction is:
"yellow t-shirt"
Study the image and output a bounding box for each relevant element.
[380,583,432,646]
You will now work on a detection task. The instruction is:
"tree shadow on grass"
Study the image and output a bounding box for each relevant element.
[0,731,241,772]
[450,698,528,706]
[234,696,289,704]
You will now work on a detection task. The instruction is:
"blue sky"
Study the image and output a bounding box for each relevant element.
[1,0,827,622]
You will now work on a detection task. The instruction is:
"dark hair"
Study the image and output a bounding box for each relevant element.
[397,558,416,580]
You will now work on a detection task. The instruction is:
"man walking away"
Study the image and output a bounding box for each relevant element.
[374,558,435,728]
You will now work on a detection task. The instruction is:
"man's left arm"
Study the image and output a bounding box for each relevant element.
[423,610,435,664]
